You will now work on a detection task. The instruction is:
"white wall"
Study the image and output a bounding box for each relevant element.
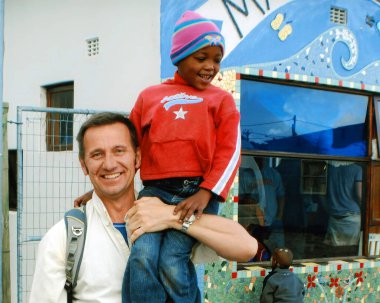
[4,1,161,301]
[4,0,161,149]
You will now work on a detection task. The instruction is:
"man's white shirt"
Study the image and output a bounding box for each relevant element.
[29,193,218,302]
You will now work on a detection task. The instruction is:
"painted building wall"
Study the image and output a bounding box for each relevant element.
[3,0,161,149]
[4,0,380,302]
[3,1,161,301]
[159,1,380,302]
[161,0,380,91]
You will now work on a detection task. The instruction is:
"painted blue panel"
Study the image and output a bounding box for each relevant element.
[224,1,380,77]
[240,80,368,157]
[160,0,208,79]
[161,0,380,87]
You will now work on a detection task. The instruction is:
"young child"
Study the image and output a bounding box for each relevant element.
[260,248,305,303]
[123,10,241,303]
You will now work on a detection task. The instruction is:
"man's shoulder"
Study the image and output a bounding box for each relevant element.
[43,202,95,241]
[38,218,66,255]
[45,218,66,236]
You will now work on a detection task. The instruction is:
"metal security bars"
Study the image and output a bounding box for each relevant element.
[16,107,125,302]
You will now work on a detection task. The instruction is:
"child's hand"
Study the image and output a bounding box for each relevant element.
[74,190,93,207]
[173,188,212,222]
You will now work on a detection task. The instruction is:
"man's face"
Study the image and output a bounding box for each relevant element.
[79,122,141,202]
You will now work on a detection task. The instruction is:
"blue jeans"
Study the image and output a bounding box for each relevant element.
[122,178,219,303]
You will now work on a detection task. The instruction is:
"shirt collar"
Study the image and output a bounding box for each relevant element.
[91,191,114,226]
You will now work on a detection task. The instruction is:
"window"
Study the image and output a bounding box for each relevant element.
[300,160,327,195]
[46,83,74,151]
[86,37,99,57]
[241,79,368,157]
[8,149,18,210]
[239,77,371,261]
[330,7,347,25]
[370,98,380,228]
[239,155,365,260]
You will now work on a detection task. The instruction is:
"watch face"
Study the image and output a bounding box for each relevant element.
[188,214,196,224]
[182,214,196,233]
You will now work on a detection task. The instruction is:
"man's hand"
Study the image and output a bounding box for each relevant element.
[173,188,212,222]
[127,196,259,262]
[126,197,180,244]
[74,190,93,207]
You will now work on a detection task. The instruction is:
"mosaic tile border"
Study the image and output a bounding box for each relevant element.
[204,258,380,303]
[234,257,380,279]
[225,67,380,93]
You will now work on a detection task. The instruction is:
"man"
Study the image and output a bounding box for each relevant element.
[255,157,286,253]
[238,156,285,253]
[324,160,362,256]
[29,112,257,302]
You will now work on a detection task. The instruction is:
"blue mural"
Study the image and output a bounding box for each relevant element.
[161,0,380,87]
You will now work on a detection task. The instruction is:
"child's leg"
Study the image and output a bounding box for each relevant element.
[122,186,172,303]
[158,190,219,303]
[159,229,199,303]
[123,232,165,303]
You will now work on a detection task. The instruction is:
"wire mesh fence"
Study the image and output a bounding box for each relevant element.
[16,107,125,302]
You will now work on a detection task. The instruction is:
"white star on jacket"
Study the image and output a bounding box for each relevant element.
[173,107,188,119]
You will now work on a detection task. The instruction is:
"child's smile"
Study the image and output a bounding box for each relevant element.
[177,46,222,90]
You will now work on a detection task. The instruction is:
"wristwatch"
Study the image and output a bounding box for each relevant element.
[181,214,196,233]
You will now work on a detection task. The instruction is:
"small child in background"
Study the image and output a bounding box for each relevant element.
[260,248,304,303]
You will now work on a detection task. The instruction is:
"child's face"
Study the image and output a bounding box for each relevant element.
[177,46,223,90]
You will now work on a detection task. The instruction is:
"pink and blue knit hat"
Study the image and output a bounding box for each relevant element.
[170,11,225,65]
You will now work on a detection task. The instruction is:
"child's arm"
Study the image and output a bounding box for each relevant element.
[173,188,212,221]
[198,95,241,201]
[74,190,93,207]
[174,97,241,221]
[128,93,144,144]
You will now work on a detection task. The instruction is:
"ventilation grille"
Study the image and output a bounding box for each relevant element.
[86,37,99,56]
[330,7,347,25]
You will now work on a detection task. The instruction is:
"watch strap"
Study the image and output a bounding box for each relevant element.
[181,214,196,233]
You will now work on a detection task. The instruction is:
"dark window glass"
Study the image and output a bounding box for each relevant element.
[46,84,74,151]
[241,80,368,157]
[8,149,18,210]
[239,155,365,261]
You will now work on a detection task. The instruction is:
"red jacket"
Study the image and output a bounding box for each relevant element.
[129,72,241,201]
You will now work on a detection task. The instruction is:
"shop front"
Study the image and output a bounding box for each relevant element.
[160,0,380,302]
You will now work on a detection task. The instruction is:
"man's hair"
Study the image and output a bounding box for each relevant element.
[273,248,293,269]
[76,112,138,159]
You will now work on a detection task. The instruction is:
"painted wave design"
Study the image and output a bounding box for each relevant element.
[248,25,380,84]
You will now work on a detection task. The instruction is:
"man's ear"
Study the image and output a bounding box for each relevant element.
[80,158,89,175]
[135,148,141,170]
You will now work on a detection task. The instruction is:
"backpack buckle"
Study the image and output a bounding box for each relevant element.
[72,226,83,237]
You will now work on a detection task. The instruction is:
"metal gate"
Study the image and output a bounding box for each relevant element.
[16,106,118,302]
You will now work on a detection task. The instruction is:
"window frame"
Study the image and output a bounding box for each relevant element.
[239,75,371,160]
[238,75,377,261]
[46,83,74,151]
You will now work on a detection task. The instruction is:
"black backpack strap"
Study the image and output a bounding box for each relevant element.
[64,206,87,303]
